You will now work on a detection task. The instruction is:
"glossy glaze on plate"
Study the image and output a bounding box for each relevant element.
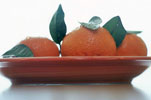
[0,56,151,84]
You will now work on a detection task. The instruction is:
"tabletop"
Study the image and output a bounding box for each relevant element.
[0,67,151,100]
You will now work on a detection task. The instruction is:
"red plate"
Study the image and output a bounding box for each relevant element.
[0,56,151,84]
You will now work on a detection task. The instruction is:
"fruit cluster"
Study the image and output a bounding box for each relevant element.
[3,4,147,57]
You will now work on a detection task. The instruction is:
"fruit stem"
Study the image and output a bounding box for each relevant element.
[59,43,61,55]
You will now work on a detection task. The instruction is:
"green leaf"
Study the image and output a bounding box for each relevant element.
[49,4,67,44]
[126,30,142,34]
[103,16,127,47]
[80,16,102,30]
[2,44,34,58]
[89,16,102,25]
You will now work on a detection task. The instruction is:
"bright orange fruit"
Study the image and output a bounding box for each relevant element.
[116,34,147,56]
[61,26,116,56]
[20,37,59,57]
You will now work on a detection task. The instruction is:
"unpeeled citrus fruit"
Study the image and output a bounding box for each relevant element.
[116,34,147,56]
[61,26,116,56]
[20,37,59,57]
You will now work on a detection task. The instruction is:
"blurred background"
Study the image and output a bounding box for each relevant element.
[0,0,151,93]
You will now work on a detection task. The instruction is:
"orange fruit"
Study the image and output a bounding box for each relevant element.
[20,37,59,57]
[116,34,147,56]
[61,26,116,56]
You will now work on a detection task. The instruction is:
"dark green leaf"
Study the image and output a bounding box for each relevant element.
[49,4,67,44]
[103,16,127,47]
[2,44,34,58]
[126,30,142,34]
[80,16,102,30]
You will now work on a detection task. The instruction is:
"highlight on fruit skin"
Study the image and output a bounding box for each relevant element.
[61,26,116,56]
[20,37,60,57]
[116,34,147,56]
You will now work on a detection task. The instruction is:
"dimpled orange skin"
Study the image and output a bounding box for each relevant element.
[61,26,116,56]
[116,34,147,56]
[20,37,59,57]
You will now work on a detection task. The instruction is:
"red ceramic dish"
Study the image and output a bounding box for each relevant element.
[0,56,151,84]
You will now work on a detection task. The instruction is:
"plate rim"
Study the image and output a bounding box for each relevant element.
[0,56,151,63]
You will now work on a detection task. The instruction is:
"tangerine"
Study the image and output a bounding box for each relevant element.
[61,26,116,56]
[116,34,147,56]
[20,37,59,57]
